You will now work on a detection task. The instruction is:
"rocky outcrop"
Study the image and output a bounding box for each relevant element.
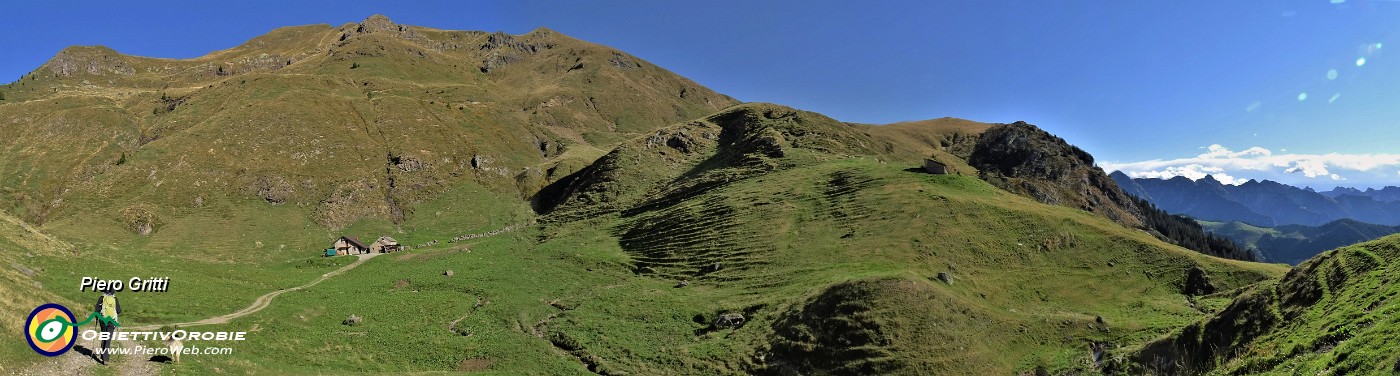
[968,122,1144,227]
[356,14,401,34]
[478,30,556,73]
[251,176,295,204]
[44,46,137,77]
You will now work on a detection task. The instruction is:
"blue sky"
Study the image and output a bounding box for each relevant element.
[3,1,1399,188]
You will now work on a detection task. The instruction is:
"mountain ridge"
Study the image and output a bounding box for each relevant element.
[1319,185,1400,203]
[0,15,737,232]
[1111,172,1400,227]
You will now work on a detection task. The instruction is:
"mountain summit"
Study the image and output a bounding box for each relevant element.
[0,15,735,230]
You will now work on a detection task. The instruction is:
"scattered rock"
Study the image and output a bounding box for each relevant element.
[549,300,578,311]
[121,207,158,236]
[756,134,785,157]
[252,176,294,204]
[937,272,953,285]
[444,270,454,277]
[674,280,689,288]
[11,263,36,277]
[665,132,697,153]
[609,52,639,69]
[391,154,423,172]
[699,262,722,274]
[343,314,362,326]
[714,313,746,329]
[193,196,204,208]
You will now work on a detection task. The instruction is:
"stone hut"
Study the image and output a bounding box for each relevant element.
[923,158,950,174]
[370,236,401,253]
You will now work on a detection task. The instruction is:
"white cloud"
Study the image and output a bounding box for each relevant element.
[1284,159,1330,178]
[1124,164,1247,185]
[1199,144,1271,159]
[1102,144,1400,183]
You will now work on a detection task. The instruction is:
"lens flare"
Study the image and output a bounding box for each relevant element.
[1326,69,1338,80]
[1366,43,1383,55]
[1356,57,1367,67]
[1297,92,1308,101]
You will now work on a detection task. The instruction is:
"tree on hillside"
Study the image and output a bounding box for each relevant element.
[1132,196,1256,261]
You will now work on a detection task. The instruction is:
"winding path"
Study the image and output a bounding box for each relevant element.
[126,252,380,331]
[16,222,531,375]
[13,253,379,376]
[133,221,532,330]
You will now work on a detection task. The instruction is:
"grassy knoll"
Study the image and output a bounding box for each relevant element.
[1132,234,1400,374]
[153,159,1284,375]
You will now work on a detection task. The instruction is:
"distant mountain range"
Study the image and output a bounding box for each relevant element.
[1198,219,1400,265]
[1110,172,1400,227]
[1318,185,1400,203]
[1111,172,1400,264]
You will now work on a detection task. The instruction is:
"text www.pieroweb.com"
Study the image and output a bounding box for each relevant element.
[91,344,233,356]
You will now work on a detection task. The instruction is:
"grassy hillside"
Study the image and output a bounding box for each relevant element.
[0,96,1288,375]
[1198,220,1281,246]
[0,210,76,372]
[125,104,1290,375]
[0,14,734,235]
[0,16,729,371]
[167,160,1285,375]
[0,16,1298,376]
[1130,233,1400,374]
